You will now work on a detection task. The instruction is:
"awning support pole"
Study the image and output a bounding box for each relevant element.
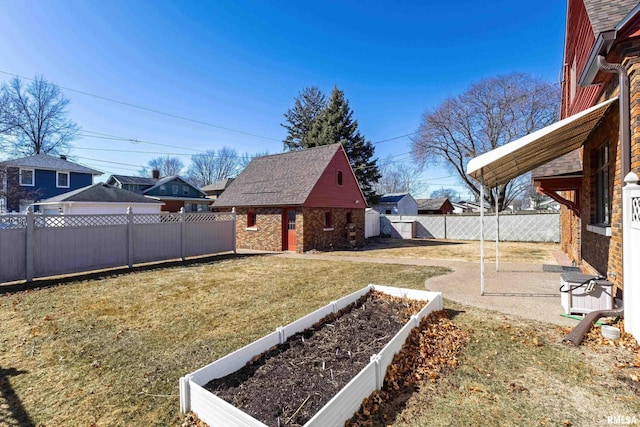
[495,188,499,272]
[480,174,485,296]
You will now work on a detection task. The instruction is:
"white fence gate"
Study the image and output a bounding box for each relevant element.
[365,209,380,238]
[623,172,640,340]
[0,209,236,284]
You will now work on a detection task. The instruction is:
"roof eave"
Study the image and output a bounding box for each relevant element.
[579,30,616,87]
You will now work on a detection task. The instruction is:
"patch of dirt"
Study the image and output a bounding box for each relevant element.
[204,291,426,426]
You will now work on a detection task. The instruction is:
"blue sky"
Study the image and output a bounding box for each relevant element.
[0,0,566,198]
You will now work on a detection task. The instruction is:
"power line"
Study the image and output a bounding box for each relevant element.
[0,70,282,142]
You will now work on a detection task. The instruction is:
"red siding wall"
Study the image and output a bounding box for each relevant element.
[304,149,366,209]
[562,0,601,118]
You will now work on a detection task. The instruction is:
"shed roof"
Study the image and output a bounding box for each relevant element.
[38,183,162,204]
[416,197,449,211]
[0,153,102,175]
[378,193,410,204]
[213,144,345,207]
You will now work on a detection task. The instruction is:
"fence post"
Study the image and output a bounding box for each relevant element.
[443,214,447,239]
[127,207,134,268]
[232,207,237,254]
[180,207,186,261]
[25,207,34,282]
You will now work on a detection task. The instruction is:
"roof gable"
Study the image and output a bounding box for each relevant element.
[214,144,348,207]
[378,193,410,204]
[0,153,102,175]
[143,176,207,197]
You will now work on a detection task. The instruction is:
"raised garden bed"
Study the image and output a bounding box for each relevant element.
[179,285,442,426]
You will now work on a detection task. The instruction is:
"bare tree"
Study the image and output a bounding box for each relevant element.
[186,147,241,187]
[0,76,79,156]
[139,156,184,177]
[412,73,559,211]
[375,157,425,195]
[430,187,459,201]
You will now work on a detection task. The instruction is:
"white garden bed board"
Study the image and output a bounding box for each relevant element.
[179,284,443,427]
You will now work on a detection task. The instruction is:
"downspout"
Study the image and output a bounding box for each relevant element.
[597,55,630,177]
[563,56,630,346]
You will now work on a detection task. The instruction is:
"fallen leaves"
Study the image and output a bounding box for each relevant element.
[346,310,469,427]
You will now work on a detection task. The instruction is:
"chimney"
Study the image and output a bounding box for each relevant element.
[152,169,160,179]
[59,155,67,161]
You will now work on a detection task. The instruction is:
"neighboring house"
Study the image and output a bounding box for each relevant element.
[0,153,102,213]
[373,193,418,215]
[201,178,235,200]
[416,198,454,215]
[213,144,367,253]
[106,172,210,212]
[467,1,640,337]
[451,200,489,214]
[33,183,163,214]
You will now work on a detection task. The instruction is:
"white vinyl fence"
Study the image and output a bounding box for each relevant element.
[0,209,236,283]
[180,285,442,427]
[381,212,560,242]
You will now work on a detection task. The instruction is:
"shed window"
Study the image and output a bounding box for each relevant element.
[324,212,332,228]
[337,170,343,186]
[594,142,610,225]
[56,171,69,188]
[247,211,257,228]
[346,212,352,224]
[19,168,34,186]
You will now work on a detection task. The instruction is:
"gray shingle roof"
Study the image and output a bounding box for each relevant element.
[201,178,235,192]
[213,144,342,207]
[416,197,448,211]
[108,174,159,186]
[583,0,638,35]
[39,183,162,203]
[0,153,102,175]
[531,150,583,179]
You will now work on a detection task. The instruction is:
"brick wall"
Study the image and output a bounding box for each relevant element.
[234,207,284,252]
[300,207,365,252]
[232,206,365,253]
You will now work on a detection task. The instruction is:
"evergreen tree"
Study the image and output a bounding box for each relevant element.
[307,86,381,203]
[281,86,327,150]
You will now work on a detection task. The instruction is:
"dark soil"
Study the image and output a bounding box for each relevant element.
[205,291,426,426]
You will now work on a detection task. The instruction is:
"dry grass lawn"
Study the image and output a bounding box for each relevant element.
[0,254,448,426]
[2,250,638,427]
[322,238,559,264]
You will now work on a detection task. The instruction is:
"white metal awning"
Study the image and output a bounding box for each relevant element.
[466,97,618,188]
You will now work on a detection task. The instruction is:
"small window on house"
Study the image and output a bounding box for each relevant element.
[19,168,34,186]
[183,185,189,195]
[346,212,352,224]
[247,211,257,228]
[594,142,610,225]
[160,185,166,194]
[337,170,343,186]
[56,171,69,188]
[324,212,332,228]
[385,209,392,215]
[172,185,179,194]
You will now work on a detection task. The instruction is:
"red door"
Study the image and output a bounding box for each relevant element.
[283,209,296,251]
